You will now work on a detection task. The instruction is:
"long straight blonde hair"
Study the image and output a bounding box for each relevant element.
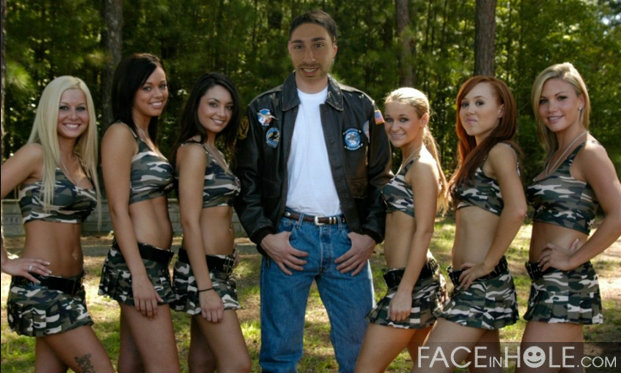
[385,87,449,213]
[26,76,101,221]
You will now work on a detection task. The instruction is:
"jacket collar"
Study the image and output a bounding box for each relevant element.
[281,72,344,112]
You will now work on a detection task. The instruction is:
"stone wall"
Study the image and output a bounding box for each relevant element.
[1,199,247,237]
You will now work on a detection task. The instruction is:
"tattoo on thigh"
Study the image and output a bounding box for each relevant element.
[75,353,95,373]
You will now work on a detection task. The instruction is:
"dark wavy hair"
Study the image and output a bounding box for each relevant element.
[449,76,520,195]
[111,53,166,141]
[170,72,241,167]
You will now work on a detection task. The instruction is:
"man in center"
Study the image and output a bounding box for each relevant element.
[234,9,392,373]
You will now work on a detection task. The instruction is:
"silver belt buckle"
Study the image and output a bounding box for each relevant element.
[313,216,325,226]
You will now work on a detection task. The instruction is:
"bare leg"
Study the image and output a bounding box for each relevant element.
[118,309,144,373]
[518,321,584,373]
[38,325,115,372]
[194,310,251,372]
[466,330,502,373]
[355,323,417,372]
[120,303,180,372]
[407,326,433,366]
[35,338,67,373]
[188,317,216,373]
[413,318,488,373]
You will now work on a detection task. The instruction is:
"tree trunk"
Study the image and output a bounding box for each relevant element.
[474,0,496,76]
[395,0,414,86]
[101,0,123,128]
[1,0,6,149]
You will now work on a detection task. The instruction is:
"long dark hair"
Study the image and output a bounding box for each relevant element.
[449,76,520,194]
[111,53,166,141]
[170,72,241,167]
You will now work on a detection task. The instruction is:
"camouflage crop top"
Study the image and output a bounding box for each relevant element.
[454,166,503,216]
[382,156,418,217]
[178,142,240,208]
[129,130,173,204]
[19,167,96,223]
[527,142,598,234]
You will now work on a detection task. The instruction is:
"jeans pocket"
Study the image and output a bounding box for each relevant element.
[278,217,299,248]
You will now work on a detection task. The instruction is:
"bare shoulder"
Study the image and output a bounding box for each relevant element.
[579,137,610,163]
[103,122,134,140]
[14,143,44,161]
[484,142,518,178]
[489,142,518,160]
[575,136,616,179]
[101,122,137,156]
[1,143,45,194]
[177,142,207,166]
[408,151,439,188]
[5,143,44,172]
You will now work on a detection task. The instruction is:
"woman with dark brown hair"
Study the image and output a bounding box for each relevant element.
[98,53,179,372]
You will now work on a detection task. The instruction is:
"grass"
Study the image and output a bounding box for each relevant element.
[1,218,620,372]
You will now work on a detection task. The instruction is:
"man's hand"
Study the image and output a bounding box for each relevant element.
[261,232,308,275]
[335,232,375,275]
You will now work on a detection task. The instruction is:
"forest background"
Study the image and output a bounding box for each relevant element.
[1,0,620,184]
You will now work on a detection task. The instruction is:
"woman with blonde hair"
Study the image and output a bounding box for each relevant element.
[415,76,526,372]
[355,87,448,372]
[1,76,113,372]
[518,62,621,372]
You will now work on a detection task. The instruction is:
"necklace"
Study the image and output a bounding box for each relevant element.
[60,154,83,186]
[399,145,423,171]
[544,130,588,176]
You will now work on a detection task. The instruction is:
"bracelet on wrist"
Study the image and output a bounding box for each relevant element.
[198,287,214,293]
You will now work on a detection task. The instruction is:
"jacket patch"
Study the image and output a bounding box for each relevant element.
[343,128,363,150]
[258,108,276,127]
[374,109,385,125]
[265,127,280,148]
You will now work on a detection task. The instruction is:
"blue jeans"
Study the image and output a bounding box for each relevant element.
[259,215,375,373]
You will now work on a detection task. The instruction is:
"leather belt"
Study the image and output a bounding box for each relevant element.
[447,256,508,286]
[14,273,84,296]
[284,211,346,226]
[525,261,553,281]
[383,259,439,289]
[113,239,174,265]
[177,248,233,272]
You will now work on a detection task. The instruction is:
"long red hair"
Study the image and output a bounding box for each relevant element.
[449,76,520,195]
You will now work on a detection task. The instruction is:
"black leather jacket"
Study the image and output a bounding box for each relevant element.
[234,73,392,253]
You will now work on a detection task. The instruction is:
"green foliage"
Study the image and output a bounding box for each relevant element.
[3,0,620,178]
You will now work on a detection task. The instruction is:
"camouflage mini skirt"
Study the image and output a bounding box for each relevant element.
[436,269,518,330]
[98,240,175,306]
[171,248,240,314]
[7,273,93,337]
[367,259,447,329]
[523,261,602,324]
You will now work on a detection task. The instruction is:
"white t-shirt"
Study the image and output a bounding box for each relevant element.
[285,88,342,216]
